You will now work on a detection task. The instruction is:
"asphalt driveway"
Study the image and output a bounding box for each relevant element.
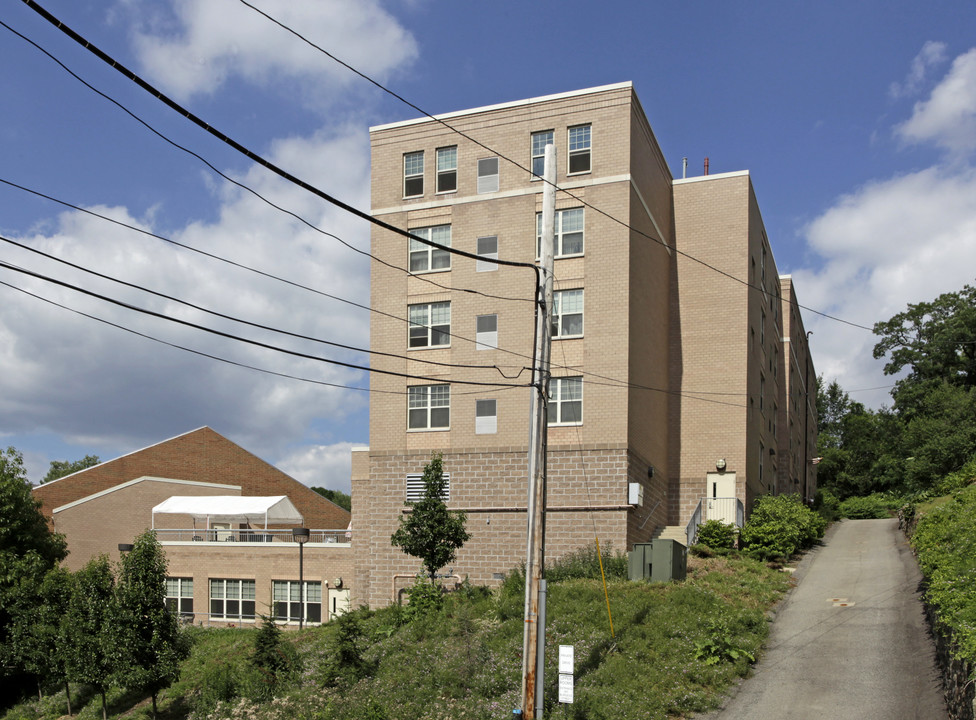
[699,518,948,720]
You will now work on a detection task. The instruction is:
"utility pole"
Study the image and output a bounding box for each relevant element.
[521,143,556,718]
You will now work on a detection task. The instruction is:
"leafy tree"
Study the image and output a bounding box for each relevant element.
[873,283,976,416]
[311,487,352,512]
[0,447,67,705]
[65,555,118,720]
[40,454,100,484]
[391,453,469,584]
[115,530,190,719]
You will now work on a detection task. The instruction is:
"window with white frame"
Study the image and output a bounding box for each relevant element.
[477,157,499,194]
[404,151,424,197]
[408,384,450,430]
[436,146,457,193]
[476,399,497,434]
[476,235,498,272]
[549,376,582,425]
[409,302,451,348]
[531,130,554,178]
[476,314,497,350]
[537,208,584,257]
[165,577,193,617]
[409,225,451,273]
[568,125,591,174]
[209,579,255,621]
[552,289,583,338]
[406,472,451,502]
[273,580,322,625]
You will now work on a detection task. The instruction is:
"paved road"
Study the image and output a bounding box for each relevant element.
[700,518,947,720]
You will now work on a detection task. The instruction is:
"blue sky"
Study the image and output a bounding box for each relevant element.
[2,0,975,489]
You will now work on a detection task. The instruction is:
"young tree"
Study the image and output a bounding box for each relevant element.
[40,454,100,484]
[0,447,68,704]
[15,567,75,710]
[65,555,118,720]
[115,530,189,719]
[391,453,469,584]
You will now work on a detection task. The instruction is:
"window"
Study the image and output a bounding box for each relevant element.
[568,125,591,174]
[404,151,424,197]
[476,314,497,350]
[476,399,497,434]
[406,472,451,502]
[436,146,457,193]
[210,579,256,621]
[549,376,582,425]
[537,208,584,257]
[273,580,322,625]
[408,385,450,430]
[476,236,498,272]
[760,373,766,413]
[552,289,583,338]
[531,130,554,177]
[165,577,193,618]
[477,157,499,194]
[409,225,451,273]
[409,302,451,348]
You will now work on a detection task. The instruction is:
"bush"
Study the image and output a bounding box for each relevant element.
[544,542,627,583]
[739,494,825,560]
[250,616,300,699]
[813,489,841,522]
[695,520,737,551]
[838,494,893,519]
[402,576,444,621]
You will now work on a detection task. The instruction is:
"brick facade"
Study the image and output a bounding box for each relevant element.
[355,83,817,608]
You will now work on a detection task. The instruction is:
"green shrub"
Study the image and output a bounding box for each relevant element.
[739,494,825,559]
[545,542,628,583]
[249,616,301,700]
[695,520,737,550]
[813,489,840,521]
[838,494,893,519]
[934,456,976,495]
[402,576,444,621]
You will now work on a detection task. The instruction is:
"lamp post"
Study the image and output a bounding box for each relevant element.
[292,528,310,629]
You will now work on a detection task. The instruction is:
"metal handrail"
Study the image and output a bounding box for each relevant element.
[155,528,351,544]
[686,500,702,547]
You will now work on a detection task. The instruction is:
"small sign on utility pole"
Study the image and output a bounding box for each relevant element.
[558,645,574,704]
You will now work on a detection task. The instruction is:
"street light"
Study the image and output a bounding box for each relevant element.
[292,528,310,629]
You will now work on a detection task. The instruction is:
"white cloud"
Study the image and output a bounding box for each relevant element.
[276,441,358,493]
[795,164,976,407]
[896,48,976,153]
[889,41,947,99]
[0,126,373,462]
[126,0,418,102]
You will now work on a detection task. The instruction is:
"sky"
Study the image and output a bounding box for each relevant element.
[2,0,975,490]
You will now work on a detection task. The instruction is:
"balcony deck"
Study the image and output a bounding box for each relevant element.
[155,528,351,546]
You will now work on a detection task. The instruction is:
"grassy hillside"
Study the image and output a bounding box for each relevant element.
[5,552,792,720]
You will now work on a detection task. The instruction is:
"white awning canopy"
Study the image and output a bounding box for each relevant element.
[151,495,304,528]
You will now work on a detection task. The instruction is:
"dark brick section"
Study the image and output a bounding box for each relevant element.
[32,427,350,530]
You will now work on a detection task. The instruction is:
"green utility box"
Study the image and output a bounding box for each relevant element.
[628,539,688,582]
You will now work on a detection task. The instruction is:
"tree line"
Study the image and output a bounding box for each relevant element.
[816,282,976,501]
[0,447,188,720]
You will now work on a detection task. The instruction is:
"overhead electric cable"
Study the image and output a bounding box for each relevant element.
[0,278,389,394]
[0,259,529,389]
[234,0,873,332]
[15,0,541,287]
[0,232,526,378]
[0,20,531,306]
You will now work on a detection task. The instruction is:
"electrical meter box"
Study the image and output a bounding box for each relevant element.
[628,539,687,582]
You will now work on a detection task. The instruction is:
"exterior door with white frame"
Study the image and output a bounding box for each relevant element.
[705,472,737,525]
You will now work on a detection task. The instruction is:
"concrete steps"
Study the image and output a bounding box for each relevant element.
[651,525,689,545]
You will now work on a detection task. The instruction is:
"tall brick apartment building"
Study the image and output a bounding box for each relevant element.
[352,82,817,608]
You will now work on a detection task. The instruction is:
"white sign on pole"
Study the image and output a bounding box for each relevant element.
[558,645,574,704]
[558,673,574,704]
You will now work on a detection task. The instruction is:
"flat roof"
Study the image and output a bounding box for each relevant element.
[370,81,633,133]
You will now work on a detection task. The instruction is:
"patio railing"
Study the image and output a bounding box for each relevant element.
[154,528,351,544]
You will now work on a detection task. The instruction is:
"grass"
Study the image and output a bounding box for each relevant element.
[3,553,793,720]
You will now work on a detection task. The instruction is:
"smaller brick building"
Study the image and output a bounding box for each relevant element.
[33,427,353,627]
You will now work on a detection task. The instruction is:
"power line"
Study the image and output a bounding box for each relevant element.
[15,0,541,287]
[0,18,533,307]
[0,259,530,389]
[234,0,873,332]
[0,231,526,379]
